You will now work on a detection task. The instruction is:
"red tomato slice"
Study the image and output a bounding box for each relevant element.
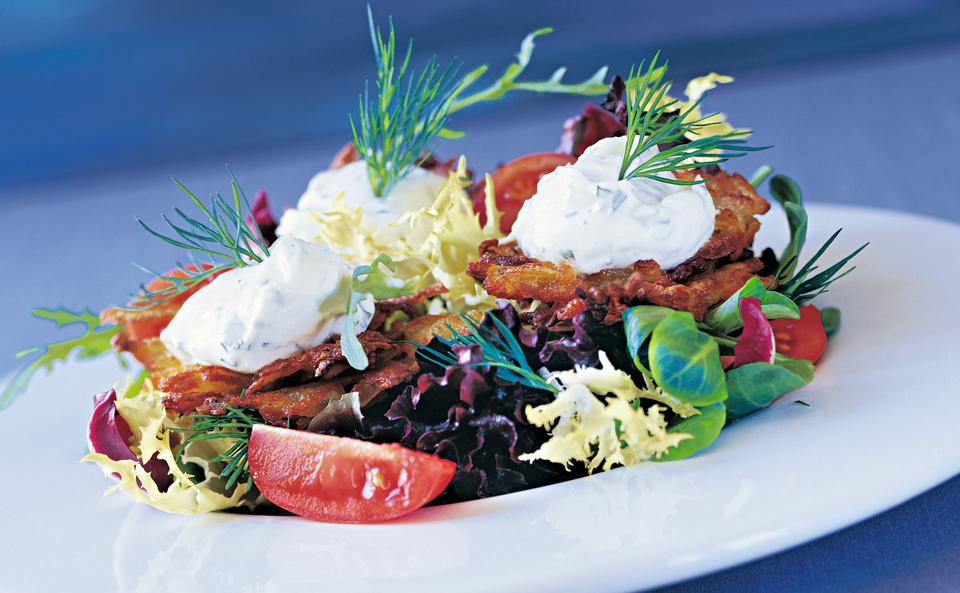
[474,152,576,233]
[248,425,456,523]
[769,305,828,363]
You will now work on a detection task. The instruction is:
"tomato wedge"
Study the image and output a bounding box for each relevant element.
[769,305,828,363]
[248,425,456,523]
[474,152,576,233]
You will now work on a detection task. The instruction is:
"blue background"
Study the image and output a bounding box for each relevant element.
[2,1,960,591]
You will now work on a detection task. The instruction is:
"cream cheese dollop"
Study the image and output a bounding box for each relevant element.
[510,136,716,274]
[160,235,370,373]
[276,160,445,244]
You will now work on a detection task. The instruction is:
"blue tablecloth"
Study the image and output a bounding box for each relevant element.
[2,2,959,590]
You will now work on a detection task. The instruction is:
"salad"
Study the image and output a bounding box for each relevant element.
[2,9,866,523]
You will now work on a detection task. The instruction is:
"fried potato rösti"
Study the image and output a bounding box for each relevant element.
[468,169,771,322]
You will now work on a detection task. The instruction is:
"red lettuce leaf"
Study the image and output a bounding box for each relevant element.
[558,103,624,157]
[246,190,278,246]
[327,304,646,502]
[734,297,777,366]
[333,306,590,501]
[558,75,626,157]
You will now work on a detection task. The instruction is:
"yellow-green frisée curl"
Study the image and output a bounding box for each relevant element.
[520,352,692,472]
[2,308,122,410]
[310,158,502,312]
[82,383,254,515]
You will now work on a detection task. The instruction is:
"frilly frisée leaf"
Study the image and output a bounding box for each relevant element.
[520,352,692,472]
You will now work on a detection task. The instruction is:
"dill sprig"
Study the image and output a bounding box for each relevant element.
[1,308,124,409]
[171,405,264,491]
[619,52,768,185]
[352,10,613,195]
[775,229,869,305]
[351,7,460,198]
[415,312,556,393]
[133,172,269,308]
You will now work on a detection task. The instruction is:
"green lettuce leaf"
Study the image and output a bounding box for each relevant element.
[648,311,727,406]
[656,402,726,462]
[704,277,800,334]
[770,174,808,281]
[2,308,122,410]
[725,356,814,420]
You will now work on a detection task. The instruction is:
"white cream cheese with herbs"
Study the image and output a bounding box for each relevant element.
[276,160,445,243]
[160,235,370,373]
[510,135,716,274]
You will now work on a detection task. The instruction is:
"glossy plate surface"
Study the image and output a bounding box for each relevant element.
[1,204,958,593]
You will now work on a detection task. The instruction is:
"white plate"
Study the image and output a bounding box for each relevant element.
[1,204,958,593]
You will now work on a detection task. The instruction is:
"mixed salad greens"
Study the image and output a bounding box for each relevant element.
[2,8,865,523]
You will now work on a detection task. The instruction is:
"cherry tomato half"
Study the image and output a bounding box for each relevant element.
[248,425,456,523]
[474,152,576,234]
[769,305,828,363]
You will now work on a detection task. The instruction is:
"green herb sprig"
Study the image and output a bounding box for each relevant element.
[775,229,868,305]
[134,173,269,308]
[171,405,264,491]
[2,308,124,409]
[618,53,768,184]
[768,174,868,305]
[350,7,460,198]
[442,28,610,127]
[342,253,410,371]
[415,312,556,393]
[353,10,612,196]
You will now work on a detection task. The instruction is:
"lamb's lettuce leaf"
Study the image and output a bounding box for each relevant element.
[725,357,814,421]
